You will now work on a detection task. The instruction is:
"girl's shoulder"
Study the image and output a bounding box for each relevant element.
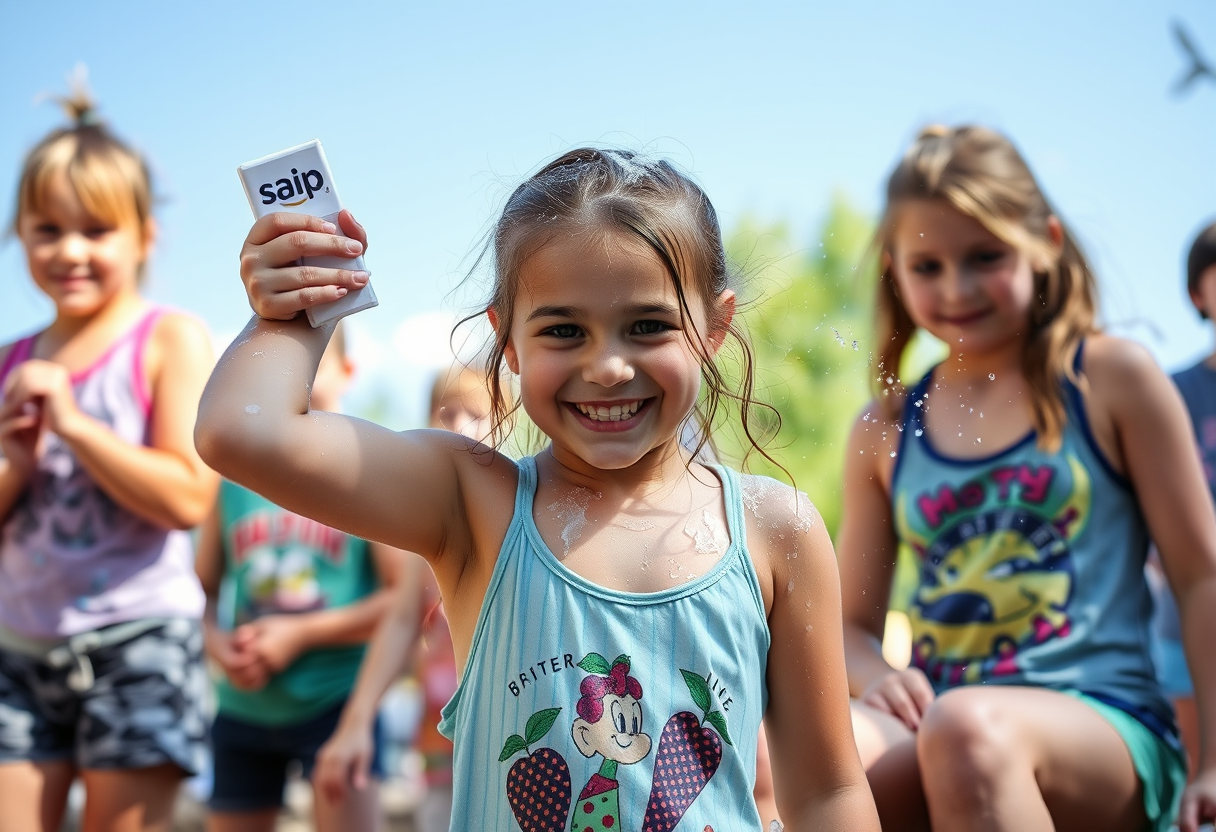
[1077,332,1162,391]
[141,309,214,379]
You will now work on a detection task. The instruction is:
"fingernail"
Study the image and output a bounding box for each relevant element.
[352,271,370,285]
[336,287,348,297]
[320,222,338,234]
[345,240,363,255]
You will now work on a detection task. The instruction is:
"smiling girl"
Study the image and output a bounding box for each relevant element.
[840,125,1216,832]
[196,148,880,831]
[0,87,217,831]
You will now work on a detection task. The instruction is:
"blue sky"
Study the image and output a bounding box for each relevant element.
[1,0,1213,425]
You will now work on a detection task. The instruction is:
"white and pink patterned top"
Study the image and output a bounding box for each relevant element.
[0,308,204,638]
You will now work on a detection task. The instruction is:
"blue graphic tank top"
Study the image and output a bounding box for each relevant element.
[439,457,769,832]
[891,345,1173,734]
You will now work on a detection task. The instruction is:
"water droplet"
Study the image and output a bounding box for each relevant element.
[852,340,859,351]
[244,405,261,415]
[914,428,924,437]
[805,625,814,633]
[976,437,982,444]
[889,451,896,458]
[786,580,795,593]
[989,373,996,380]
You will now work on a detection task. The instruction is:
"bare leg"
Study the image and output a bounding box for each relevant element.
[917,687,1145,832]
[1175,695,1200,781]
[80,764,183,832]
[312,777,380,832]
[0,759,75,832]
[754,723,781,829]
[851,701,930,832]
[205,808,279,832]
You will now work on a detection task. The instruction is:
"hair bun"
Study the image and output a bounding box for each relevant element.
[48,64,102,128]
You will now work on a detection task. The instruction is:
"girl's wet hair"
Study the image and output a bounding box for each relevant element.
[12,78,155,277]
[468,147,776,465]
[874,125,1099,450]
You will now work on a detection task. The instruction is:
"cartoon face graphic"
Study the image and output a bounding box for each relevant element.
[572,662,651,765]
[910,510,1073,666]
[572,691,651,765]
[899,457,1091,684]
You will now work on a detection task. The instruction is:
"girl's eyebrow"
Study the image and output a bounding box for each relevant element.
[525,302,679,322]
[527,305,579,322]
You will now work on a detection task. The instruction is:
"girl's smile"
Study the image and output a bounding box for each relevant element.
[17,174,149,320]
[891,199,1037,356]
[501,227,730,473]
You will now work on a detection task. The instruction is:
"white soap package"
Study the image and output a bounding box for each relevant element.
[237,140,378,327]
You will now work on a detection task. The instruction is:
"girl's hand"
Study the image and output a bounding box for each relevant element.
[0,399,45,475]
[203,625,270,690]
[233,614,307,673]
[239,210,369,321]
[315,721,375,803]
[860,667,936,730]
[2,360,83,440]
[1178,767,1216,832]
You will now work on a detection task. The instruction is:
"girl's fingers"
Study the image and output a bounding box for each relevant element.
[902,669,936,715]
[252,285,356,322]
[246,212,338,247]
[350,751,370,792]
[882,684,921,730]
[254,227,364,268]
[336,209,368,252]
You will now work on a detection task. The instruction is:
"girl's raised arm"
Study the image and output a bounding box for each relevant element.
[753,489,881,831]
[195,212,517,570]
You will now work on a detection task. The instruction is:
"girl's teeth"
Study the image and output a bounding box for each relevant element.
[579,401,642,421]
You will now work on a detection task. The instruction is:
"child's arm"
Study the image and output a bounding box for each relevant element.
[315,553,426,801]
[0,345,42,519]
[195,212,517,575]
[757,489,881,831]
[1084,338,1216,830]
[0,315,218,529]
[234,541,410,673]
[837,408,934,728]
[195,502,269,691]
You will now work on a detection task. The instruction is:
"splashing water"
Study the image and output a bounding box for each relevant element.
[831,327,846,347]
[684,509,729,555]
[244,405,261,415]
[546,488,600,558]
[989,373,996,380]
[914,428,924,437]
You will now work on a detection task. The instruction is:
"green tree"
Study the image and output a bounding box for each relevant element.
[715,194,879,536]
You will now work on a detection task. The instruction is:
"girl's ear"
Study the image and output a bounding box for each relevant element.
[487,308,520,374]
[139,216,158,262]
[1046,215,1064,250]
[707,289,737,356]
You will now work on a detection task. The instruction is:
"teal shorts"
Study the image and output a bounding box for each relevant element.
[1067,691,1187,832]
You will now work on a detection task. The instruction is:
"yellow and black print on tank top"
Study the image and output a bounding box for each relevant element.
[897,454,1092,686]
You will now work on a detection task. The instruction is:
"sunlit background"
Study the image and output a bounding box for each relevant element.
[2,0,1214,531]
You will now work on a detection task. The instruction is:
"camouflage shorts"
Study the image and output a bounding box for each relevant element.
[0,618,207,774]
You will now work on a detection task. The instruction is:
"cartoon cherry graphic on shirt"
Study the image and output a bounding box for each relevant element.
[642,669,732,832]
[500,706,572,832]
[569,653,652,832]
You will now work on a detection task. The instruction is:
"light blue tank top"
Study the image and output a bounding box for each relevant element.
[891,345,1174,736]
[440,456,769,832]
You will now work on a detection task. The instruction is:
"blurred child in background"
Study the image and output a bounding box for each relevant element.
[840,125,1216,832]
[0,84,217,832]
[195,324,409,832]
[1151,220,1216,781]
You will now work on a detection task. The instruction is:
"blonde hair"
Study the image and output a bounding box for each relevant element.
[874,125,1099,450]
[13,76,155,273]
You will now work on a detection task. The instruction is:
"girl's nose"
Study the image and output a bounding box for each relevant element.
[57,232,90,263]
[583,349,634,388]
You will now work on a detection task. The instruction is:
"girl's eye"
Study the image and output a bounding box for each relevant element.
[972,249,1008,267]
[632,320,671,335]
[543,324,582,339]
[84,227,114,240]
[911,259,941,277]
[33,223,60,237]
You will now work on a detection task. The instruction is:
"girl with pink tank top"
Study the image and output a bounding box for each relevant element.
[0,86,217,831]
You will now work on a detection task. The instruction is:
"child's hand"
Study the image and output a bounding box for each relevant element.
[239,210,369,321]
[203,625,270,690]
[860,667,935,730]
[315,721,376,803]
[2,361,84,441]
[233,614,307,673]
[0,398,45,475]
[1178,767,1216,832]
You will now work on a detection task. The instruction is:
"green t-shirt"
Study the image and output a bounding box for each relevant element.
[215,480,377,725]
